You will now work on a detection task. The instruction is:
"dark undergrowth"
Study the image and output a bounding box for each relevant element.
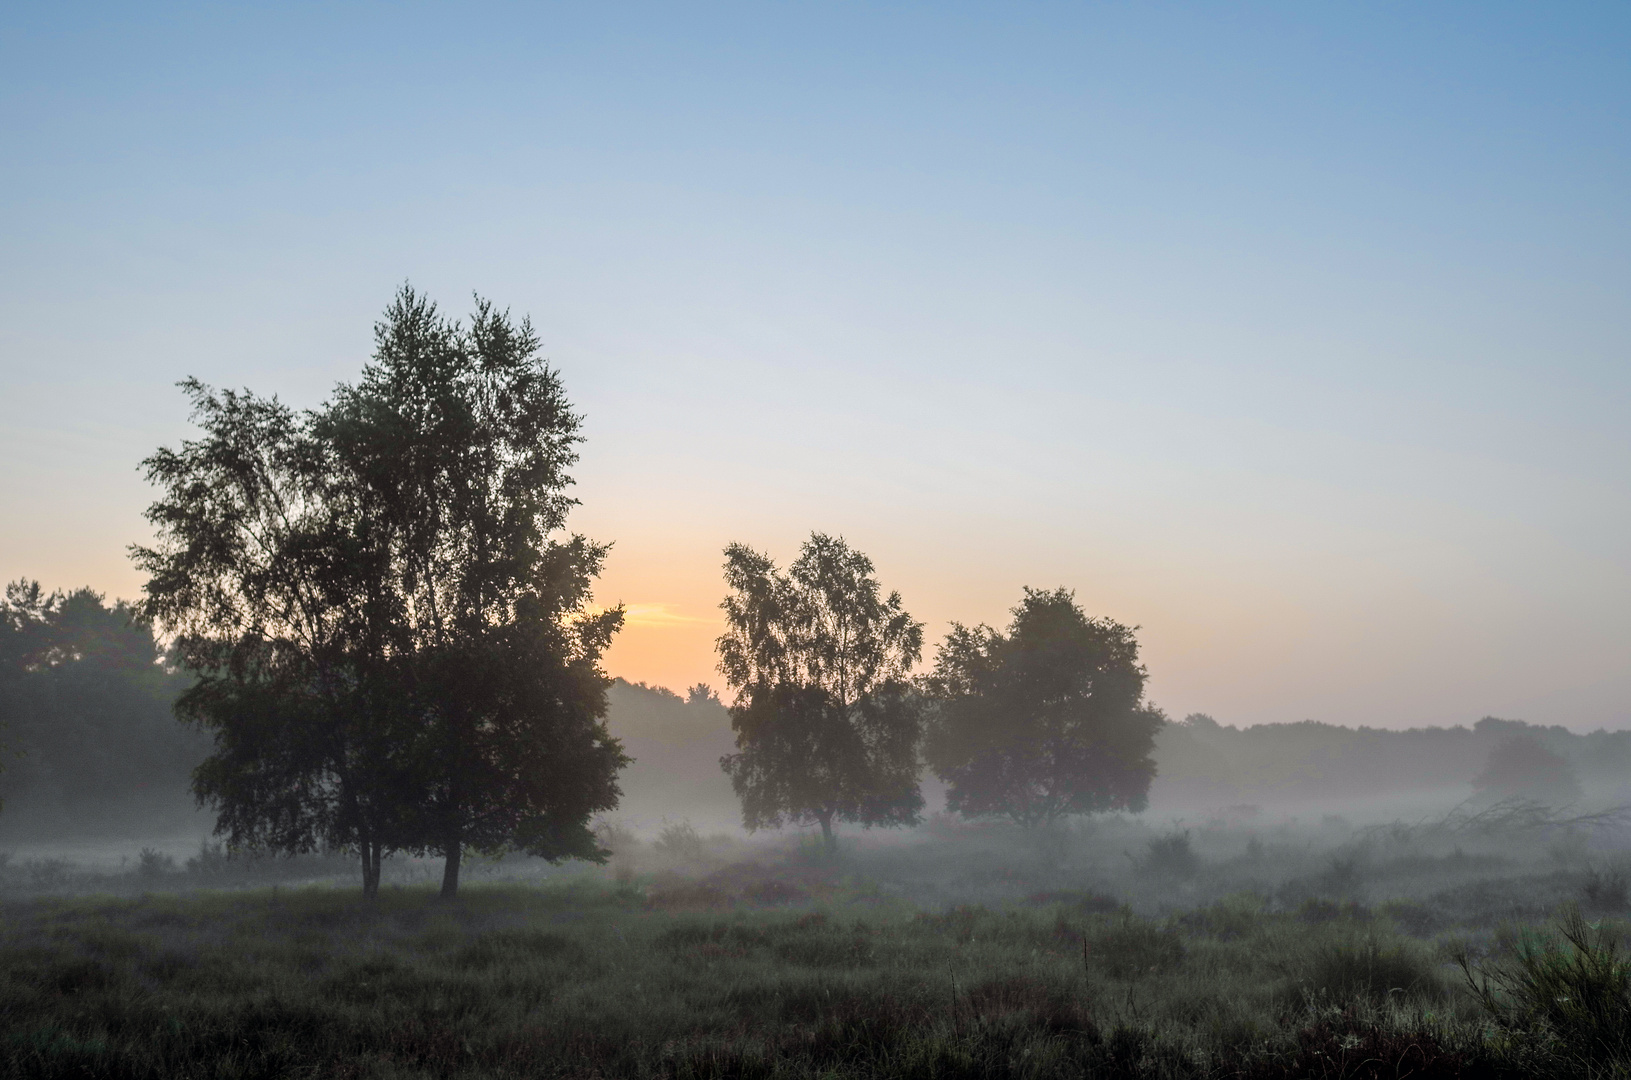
[1,883,1626,1078]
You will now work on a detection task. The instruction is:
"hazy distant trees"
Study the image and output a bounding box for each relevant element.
[717,534,925,850]
[923,588,1163,827]
[135,286,627,897]
[0,581,202,824]
[1473,734,1582,807]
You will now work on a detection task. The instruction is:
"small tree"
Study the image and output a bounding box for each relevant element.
[1473,735,1582,807]
[923,588,1163,827]
[717,533,924,850]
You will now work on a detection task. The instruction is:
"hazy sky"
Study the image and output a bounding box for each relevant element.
[3,3,1628,731]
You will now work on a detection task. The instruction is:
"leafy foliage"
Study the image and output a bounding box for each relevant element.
[1460,905,1631,1068]
[133,287,626,897]
[924,587,1163,826]
[1142,830,1201,878]
[717,533,925,847]
[0,581,200,825]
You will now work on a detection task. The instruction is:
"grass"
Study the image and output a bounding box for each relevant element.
[1,876,1616,1079]
[6,809,1631,1077]
[1458,904,1631,1072]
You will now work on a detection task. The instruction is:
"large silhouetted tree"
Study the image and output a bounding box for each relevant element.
[135,286,626,897]
[132,382,398,891]
[717,533,924,850]
[924,588,1163,827]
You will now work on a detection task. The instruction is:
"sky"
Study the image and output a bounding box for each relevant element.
[2,3,1628,731]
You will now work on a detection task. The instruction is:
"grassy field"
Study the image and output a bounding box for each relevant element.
[0,876,1627,1078]
[5,812,1631,1078]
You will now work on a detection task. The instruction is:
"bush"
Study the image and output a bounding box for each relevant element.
[1142,830,1200,877]
[652,819,705,861]
[1027,889,1123,914]
[742,879,809,906]
[1295,898,1371,925]
[1088,917,1186,978]
[1304,937,1441,1002]
[592,819,639,883]
[1318,854,1365,897]
[137,847,177,878]
[1177,894,1263,940]
[24,859,72,890]
[1460,905,1631,1067]
[185,840,231,874]
[645,882,734,912]
[1580,864,1630,910]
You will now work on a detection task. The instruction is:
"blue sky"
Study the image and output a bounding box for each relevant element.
[2,3,1628,729]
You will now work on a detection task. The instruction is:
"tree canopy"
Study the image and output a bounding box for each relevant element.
[923,588,1163,827]
[1473,734,1582,807]
[717,533,925,849]
[133,286,626,897]
[0,581,202,830]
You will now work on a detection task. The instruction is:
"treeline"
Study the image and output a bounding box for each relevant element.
[0,582,207,835]
[6,286,1611,900]
[1155,713,1630,808]
[56,286,1164,899]
[710,535,1162,849]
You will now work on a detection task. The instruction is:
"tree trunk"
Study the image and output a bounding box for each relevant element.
[818,812,835,852]
[440,834,462,899]
[361,839,380,901]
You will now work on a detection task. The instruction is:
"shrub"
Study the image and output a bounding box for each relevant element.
[742,879,809,906]
[1580,864,1630,910]
[1378,900,1442,937]
[1026,889,1123,914]
[1088,917,1186,978]
[1177,894,1263,940]
[912,905,988,943]
[138,848,178,878]
[653,819,705,861]
[593,818,639,883]
[1318,854,1364,897]
[645,882,734,912]
[1296,898,1371,925]
[185,841,231,874]
[25,859,72,890]
[1142,830,1200,877]
[1304,937,1441,1002]
[1460,905,1631,1066]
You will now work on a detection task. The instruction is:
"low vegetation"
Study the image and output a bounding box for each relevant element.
[5,816,1631,1079]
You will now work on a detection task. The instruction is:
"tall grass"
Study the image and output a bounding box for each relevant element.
[1459,904,1631,1069]
[0,881,1543,1079]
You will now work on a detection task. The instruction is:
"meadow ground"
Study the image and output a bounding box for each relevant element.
[5,810,1631,1078]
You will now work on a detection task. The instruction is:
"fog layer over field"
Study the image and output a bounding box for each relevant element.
[6,672,1628,891]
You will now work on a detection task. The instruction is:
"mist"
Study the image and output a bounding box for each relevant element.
[9,578,1631,1076]
[6,3,1631,1074]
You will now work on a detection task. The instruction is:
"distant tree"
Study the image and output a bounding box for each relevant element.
[717,533,925,850]
[1473,734,1582,807]
[135,286,627,898]
[0,580,200,825]
[923,588,1164,827]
